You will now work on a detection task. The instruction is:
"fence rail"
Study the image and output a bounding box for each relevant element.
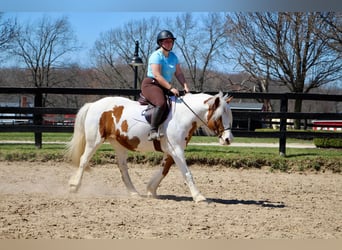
[0,87,341,156]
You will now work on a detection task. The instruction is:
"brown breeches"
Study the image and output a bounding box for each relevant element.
[141,78,167,109]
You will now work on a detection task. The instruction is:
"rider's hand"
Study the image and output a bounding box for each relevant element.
[183,83,190,94]
[170,87,179,96]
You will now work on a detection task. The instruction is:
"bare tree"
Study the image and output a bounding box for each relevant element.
[318,12,342,53]
[10,15,80,92]
[170,13,230,91]
[90,16,161,88]
[226,12,342,120]
[0,13,17,63]
[91,13,231,92]
[7,15,80,148]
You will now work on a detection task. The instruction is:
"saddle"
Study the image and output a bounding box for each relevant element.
[138,93,171,125]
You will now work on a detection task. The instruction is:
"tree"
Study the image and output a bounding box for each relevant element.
[170,13,230,91]
[318,12,342,53]
[8,15,80,148]
[0,13,17,63]
[90,17,161,88]
[226,12,342,126]
[91,13,231,92]
[10,15,80,92]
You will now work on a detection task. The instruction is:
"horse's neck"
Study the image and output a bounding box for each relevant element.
[179,94,210,119]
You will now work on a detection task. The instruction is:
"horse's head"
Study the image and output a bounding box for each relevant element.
[205,92,234,145]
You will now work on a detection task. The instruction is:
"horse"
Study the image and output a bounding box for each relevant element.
[66,92,234,203]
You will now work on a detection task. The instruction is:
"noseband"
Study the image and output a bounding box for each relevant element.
[218,127,232,139]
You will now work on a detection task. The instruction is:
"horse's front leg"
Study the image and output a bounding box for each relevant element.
[172,149,206,203]
[147,154,174,198]
[183,170,206,203]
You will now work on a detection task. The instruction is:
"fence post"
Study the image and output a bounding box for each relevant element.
[279,95,288,156]
[34,91,43,149]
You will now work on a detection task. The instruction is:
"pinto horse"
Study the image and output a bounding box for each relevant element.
[66,92,233,202]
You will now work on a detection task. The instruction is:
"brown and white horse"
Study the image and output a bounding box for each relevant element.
[66,92,233,202]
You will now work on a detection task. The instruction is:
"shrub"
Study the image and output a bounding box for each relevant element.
[314,138,342,148]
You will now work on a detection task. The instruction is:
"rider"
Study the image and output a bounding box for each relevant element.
[141,30,190,141]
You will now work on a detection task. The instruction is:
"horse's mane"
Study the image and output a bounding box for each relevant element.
[183,91,227,114]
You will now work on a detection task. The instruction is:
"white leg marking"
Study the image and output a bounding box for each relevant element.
[185,172,206,203]
[171,148,206,202]
[69,139,102,192]
[115,146,139,196]
[147,168,165,198]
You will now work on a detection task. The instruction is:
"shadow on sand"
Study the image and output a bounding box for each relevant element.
[158,195,285,208]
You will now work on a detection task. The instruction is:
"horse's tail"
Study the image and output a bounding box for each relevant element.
[65,102,92,167]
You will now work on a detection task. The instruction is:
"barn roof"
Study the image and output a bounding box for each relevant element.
[230,102,263,111]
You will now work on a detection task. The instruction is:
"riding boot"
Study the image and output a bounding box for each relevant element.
[148,106,165,141]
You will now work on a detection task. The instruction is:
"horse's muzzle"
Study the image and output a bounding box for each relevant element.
[219,137,231,145]
[219,129,233,146]
[225,138,231,145]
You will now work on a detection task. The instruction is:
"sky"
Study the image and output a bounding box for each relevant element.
[1,1,340,68]
[1,0,245,67]
[3,12,188,67]
[1,0,339,12]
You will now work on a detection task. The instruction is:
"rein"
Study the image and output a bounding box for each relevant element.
[178,96,231,138]
[178,96,208,128]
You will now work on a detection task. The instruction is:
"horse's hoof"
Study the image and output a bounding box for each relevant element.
[130,192,140,197]
[69,185,78,193]
[146,191,157,198]
[194,194,207,203]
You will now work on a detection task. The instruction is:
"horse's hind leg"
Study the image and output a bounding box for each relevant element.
[69,141,102,192]
[113,144,139,196]
[147,154,174,198]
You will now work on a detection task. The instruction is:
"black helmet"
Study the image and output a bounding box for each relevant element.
[157,30,176,45]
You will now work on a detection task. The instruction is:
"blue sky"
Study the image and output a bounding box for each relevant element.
[5,12,184,44]
[3,12,189,67]
[2,1,340,67]
[1,0,339,12]
[1,0,236,12]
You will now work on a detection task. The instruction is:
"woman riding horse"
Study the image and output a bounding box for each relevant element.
[141,30,190,141]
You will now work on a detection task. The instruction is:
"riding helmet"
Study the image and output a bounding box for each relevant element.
[157,30,176,45]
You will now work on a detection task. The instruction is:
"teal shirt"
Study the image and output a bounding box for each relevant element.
[147,49,178,82]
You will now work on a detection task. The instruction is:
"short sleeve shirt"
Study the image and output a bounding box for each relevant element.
[147,49,178,82]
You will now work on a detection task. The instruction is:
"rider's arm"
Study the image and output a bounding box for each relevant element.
[175,64,189,93]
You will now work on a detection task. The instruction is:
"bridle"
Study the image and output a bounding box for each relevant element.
[177,96,232,138]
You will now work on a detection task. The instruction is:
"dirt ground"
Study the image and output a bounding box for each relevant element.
[0,161,341,239]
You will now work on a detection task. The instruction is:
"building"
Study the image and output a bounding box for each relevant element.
[0,96,33,125]
[230,102,264,131]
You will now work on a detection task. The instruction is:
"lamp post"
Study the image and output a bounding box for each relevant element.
[129,41,144,99]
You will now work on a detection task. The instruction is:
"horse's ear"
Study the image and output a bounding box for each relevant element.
[214,95,221,109]
[226,96,233,103]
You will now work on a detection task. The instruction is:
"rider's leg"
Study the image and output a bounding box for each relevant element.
[148,105,166,141]
[141,78,168,141]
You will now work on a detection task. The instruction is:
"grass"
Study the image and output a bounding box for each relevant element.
[0,132,73,142]
[0,132,316,144]
[0,132,341,173]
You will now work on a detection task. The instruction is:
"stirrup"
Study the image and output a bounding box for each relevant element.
[148,130,164,141]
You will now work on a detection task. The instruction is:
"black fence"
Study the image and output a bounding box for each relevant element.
[0,87,341,156]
